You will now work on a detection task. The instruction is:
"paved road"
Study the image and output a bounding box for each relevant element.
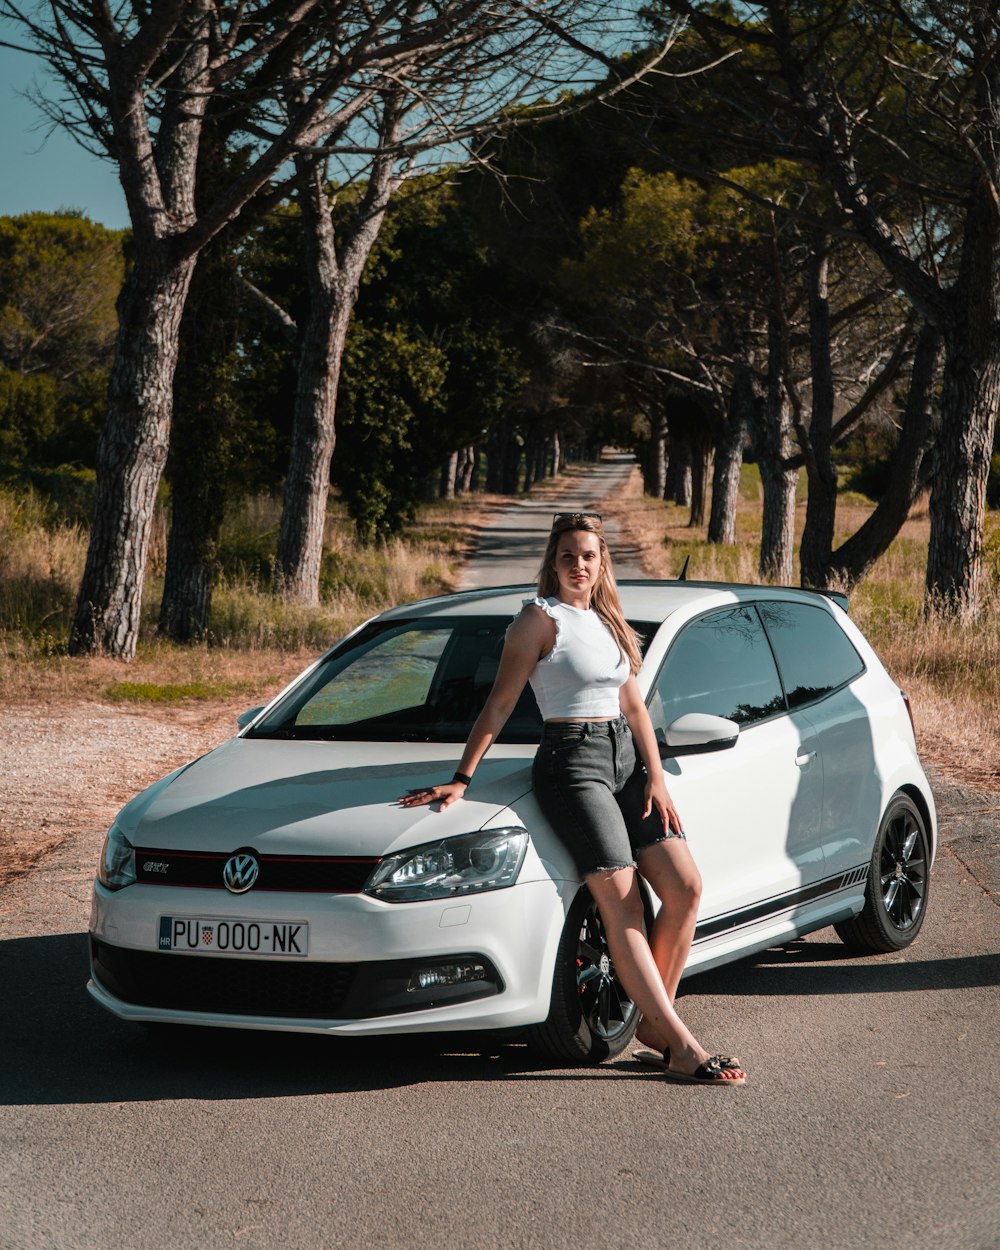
[459,450,645,588]
[2,459,999,1250]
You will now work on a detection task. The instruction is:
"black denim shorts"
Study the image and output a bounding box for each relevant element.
[531,715,685,877]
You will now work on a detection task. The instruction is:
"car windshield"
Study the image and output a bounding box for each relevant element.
[248,615,659,743]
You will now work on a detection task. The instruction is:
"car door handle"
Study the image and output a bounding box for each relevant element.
[795,750,818,768]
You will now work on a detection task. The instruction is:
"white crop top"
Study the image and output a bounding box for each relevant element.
[521,596,630,720]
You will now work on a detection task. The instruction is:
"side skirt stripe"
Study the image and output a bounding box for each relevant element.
[693,864,870,944]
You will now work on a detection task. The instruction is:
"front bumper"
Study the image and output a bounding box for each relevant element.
[88,876,570,1036]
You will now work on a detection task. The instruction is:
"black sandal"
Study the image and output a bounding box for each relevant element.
[663,1054,746,1086]
[635,1048,742,1073]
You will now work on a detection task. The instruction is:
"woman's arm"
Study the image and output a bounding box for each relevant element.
[399,605,554,810]
[619,675,683,833]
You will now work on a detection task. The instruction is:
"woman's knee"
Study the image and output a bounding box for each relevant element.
[642,845,702,911]
[587,867,645,927]
[680,862,703,908]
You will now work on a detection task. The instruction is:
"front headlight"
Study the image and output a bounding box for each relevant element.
[365,827,528,904]
[97,824,136,890]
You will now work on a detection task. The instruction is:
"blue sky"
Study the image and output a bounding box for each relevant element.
[0,42,128,229]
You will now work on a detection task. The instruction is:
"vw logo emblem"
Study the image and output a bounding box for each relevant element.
[223,852,259,894]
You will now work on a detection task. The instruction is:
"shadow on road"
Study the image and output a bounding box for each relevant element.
[2,931,998,1107]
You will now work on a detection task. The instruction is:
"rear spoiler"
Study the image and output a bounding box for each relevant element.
[819,590,850,613]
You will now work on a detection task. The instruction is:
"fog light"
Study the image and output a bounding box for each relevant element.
[408,962,488,991]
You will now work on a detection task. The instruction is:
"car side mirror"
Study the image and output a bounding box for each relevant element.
[236,706,264,729]
[658,712,739,757]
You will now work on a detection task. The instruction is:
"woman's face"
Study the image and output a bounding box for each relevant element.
[553,529,603,604]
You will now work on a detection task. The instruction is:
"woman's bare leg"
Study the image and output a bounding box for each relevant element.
[633,839,702,1051]
[585,866,742,1080]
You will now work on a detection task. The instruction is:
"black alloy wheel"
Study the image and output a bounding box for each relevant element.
[575,900,637,1045]
[835,792,931,953]
[526,887,640,1062]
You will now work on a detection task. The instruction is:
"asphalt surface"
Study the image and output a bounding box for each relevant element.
[458,450,645,589]
[2,457,999,1250]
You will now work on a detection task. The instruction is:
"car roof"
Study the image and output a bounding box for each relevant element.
[377,581,848,622]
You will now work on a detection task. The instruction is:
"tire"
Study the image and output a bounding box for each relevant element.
[834,792,931,953]
[526,886,640,1063]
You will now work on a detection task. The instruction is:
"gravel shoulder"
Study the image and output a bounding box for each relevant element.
[0,699,246,903]
[2,696,996,935]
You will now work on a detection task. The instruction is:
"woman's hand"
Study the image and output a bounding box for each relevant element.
[644,772,683,835]
[398,781,467,810]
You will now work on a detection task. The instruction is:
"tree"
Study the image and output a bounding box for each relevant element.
[0,211,123,473]
[272,10,667,603]
[2,2,355,655]
[557,161,910,575]
[656,0,1000,618]
[4,1,647,651]
[242,174,528,544]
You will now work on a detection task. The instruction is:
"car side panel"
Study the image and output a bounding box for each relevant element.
[802,671,937,877]
[663,707,827,925]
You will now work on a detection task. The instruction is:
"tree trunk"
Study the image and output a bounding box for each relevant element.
[440,450,459,500]
[457,446,476,494]
[707,377,750,545]
[276,129,399,602]
[757,317,798,583]
[523,431,538,492]
[550,429,562,477]
[158,190,242,642]
[534,434,547,485]
[501,424,522,494]
[668,440,692,506]
[485,421,508,492]
[275,165,346,603]
[70,255,197,657]
[827,323,941,591]
[689,442,712,528]
[799,241,839,589]
[926,180,1000,619]
[647,409,668,498]
[159,506,214,642]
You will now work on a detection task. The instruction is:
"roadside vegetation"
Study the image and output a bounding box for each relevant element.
[2,462,998,789]
[601,467,1000,789]
[0,482,491,705]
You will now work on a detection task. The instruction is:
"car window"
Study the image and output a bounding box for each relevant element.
[296,627,449,725]
[250,618,545,743]
[650,605,785,731]
[758,601,865,708]
[249,614,661,743]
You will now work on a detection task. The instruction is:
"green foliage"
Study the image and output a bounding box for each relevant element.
[238,171,565,536]
[337,321,448,543]
[0,213,122,478]
[106,680,253,703]
[0,212,123,379]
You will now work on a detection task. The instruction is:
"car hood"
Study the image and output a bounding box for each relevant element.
[114,737,536,857]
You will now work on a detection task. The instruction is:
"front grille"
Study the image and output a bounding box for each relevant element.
[92,939,357,1018]
[91,939,502,1021]
[134,848,378,892]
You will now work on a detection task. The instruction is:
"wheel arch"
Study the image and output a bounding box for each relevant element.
[897,782,936,860]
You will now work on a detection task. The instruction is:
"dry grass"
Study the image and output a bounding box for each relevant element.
[0,479,546,707]
[4,463,998,791]
[600,466,1000,791]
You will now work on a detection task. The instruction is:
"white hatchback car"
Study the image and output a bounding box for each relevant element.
[89,582,936,1061]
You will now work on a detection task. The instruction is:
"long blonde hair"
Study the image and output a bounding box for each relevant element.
[537,514,643,674]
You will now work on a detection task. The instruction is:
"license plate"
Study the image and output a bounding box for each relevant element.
[158,916,308,957]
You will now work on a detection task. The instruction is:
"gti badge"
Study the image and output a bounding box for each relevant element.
[223,852,259,894]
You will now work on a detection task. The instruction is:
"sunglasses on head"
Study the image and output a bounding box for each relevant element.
[551,511,602,527]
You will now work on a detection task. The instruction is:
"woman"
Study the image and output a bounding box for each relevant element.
[400,512,745,1085]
